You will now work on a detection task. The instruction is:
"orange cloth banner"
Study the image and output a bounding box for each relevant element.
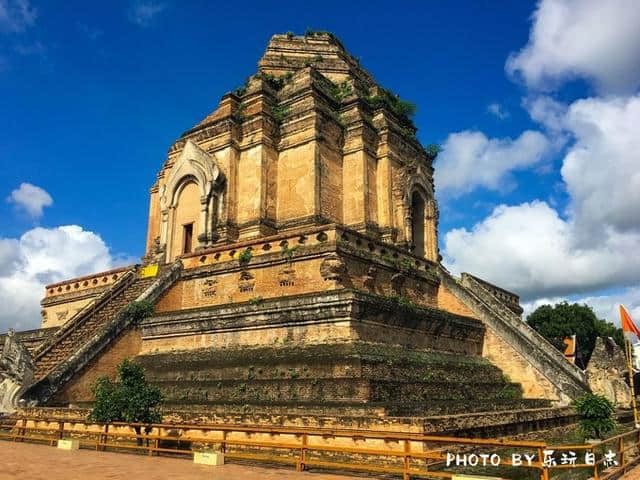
[621,305,640,337]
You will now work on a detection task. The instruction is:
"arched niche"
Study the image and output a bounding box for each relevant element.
[169,179,200,260]
[159,140,225,262]
[405,182,438,262]
[411,191,426,258]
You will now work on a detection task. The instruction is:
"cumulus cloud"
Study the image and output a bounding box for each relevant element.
[7,182,53,218]
[441,0,640,312]
[487,103,509,120]
[561,95,640,238]
[435,130,551,196]
[443,201,640,301]
[0,225,125,332]
[506,0,640,94]
[127,1,167,27]
[0,0,36,33]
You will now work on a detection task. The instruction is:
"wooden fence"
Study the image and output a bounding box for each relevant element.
[1,415,639,479]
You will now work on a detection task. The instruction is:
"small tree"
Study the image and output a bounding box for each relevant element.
[573,393,616,439]
[90,359,164,445]
[527,302,623,367]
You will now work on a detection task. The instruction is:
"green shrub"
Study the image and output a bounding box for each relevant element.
[272,104,290,124]
[426,143,442,158]
[573,393,616,439]
[238,248,252,265]
[366,87,416,125]
[125,300,154,322]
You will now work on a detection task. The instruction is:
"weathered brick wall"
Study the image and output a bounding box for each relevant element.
[483,327,560,400]
[51,327,142,405]
[437,283,475,317]
[155,256,332,313]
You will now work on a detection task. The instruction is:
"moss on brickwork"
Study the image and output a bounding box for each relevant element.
[134,342,542,416]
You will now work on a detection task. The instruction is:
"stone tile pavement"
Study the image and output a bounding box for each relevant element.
[0,441,368,480]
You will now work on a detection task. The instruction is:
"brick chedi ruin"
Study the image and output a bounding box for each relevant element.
[0,33,590,435]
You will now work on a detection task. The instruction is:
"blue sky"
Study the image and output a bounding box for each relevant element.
[1,0,639,330]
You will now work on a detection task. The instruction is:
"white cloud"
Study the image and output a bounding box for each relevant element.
[0,225,127,332]
[435,130,551,196]
[7,182,53,218]
[443,201,640,301]
[523,95,568,133]
[561,95,640,238]
[506,0,640,94]
[487,103,509,120]
[442,0,640,305]
[127,1,167,27]
[0,0,36,33]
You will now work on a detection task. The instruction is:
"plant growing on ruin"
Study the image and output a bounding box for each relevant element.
[90,359,164,446]
[328,80,352,104]
[426,143,441,158]
[125,300,155,322]
[366,87,416,126]
[573,393,616,439]
[248,296,263,306]
[280,243,299,262]
[255,71,293,91]
[232,102,246,123]
[272,104,290,124]
[238,248,253,265]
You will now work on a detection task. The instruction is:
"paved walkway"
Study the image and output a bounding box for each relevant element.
[623,465,640,479]
[0,442,364,480]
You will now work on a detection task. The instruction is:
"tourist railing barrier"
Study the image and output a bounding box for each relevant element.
[1,415,639,479]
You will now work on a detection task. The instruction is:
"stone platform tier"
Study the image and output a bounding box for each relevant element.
[135,342,550,417]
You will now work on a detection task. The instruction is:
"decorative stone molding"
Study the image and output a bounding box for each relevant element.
[586,337,632,408]
[362,266,377,291]
[0,330,35,413]
[238,271,255,293]
[320,253,346,282]
[277,268,296,287]
[197,278,218,299]
[390,273,405,295]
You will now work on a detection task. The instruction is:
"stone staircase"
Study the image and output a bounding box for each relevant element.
[22,260,182,405]
[438,268,589,401]
[32,271,153,380]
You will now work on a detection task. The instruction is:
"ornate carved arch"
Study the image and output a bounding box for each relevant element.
[402,165,439,262]
[159,140,226,261]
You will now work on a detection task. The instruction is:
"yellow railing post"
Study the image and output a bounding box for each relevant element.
[19,418,26,442]
[56,420,64,446]
[403,439,411,480]
[538,447,549,480]
[297,433,307,472]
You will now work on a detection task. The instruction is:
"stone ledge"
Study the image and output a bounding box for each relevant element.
[141,289,484,344]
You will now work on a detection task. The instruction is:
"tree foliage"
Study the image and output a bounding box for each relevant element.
[573,393,616,439]
[526,302,623,367]
[90,359,164,444]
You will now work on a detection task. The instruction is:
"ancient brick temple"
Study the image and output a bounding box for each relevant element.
[1,33,590,434]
